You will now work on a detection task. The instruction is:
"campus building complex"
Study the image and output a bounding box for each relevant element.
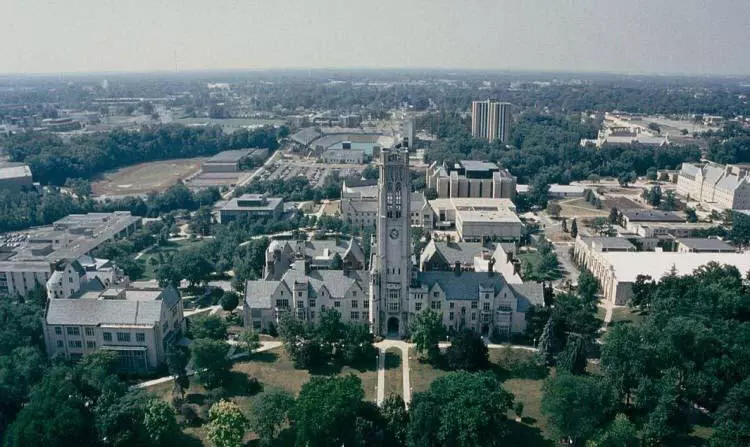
[0,212,141,298]
[245,144,544,338]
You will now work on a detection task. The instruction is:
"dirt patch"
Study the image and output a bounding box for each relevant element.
[92,158,205,196]
[602,196,644,210]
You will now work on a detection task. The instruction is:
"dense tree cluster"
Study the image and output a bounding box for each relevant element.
[541,262,750,446]
[278,309,376,370]
[425,112,701,195]
[5,125,284,185]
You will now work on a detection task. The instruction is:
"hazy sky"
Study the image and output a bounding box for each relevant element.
[2,0,749,75]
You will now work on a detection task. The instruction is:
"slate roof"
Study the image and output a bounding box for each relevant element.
[417,271,544,309]
[245,281,280,309]
[421,240,486,266]
[245,265,369,309]
[46,299,164,326]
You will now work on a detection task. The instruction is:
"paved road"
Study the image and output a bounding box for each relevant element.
[221,150,283,200]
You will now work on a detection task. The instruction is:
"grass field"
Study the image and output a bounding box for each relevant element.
[148,346,381,445]
[383,349,403,398]
[92,157,204,196]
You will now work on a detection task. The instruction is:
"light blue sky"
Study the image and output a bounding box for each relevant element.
[2,0,748,75]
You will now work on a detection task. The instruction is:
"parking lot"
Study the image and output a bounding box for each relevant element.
[259,155,365,187]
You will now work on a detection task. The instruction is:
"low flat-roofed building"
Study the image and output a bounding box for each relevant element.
[43,285,185,373]
[322,149,365,164]
[676,238,736,253]
[573,236,638,272]
[217,194,283,224]
[201,149,267,173]
[0,212,141,298]
[0,165,33,191]
[548,184,586,198]
[620,209,685,232]
[583,249,750,305]
[427,197,522,242]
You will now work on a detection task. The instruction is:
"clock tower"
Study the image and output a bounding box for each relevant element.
[370,143,412,337]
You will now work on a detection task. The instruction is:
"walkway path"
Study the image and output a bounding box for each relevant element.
[374,339,537,408]
[132,340,282,390]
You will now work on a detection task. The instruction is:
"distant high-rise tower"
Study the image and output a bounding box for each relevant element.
[471,100,511,144]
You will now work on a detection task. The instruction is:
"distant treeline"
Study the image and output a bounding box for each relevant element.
[0,184,220,233]
[4,124,287,185]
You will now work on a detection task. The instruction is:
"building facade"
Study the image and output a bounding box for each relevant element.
[217,194,284,224]
[426,161,516,199]
[43,285,185,373]
[471,100,512,144]
[677,162,750,210]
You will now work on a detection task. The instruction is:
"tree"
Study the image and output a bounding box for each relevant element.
[536,317,560,366]
[190,314,228,340]
[293,375,366,446]
[340,322,376,366]
[542,373,615,445]
[251,390,295,446]
[445,329,490,372]
[220,291,240,312]
[608,207,619,225]
[577,269,599,309]
[237,328,261,358]
[408,371,514,447]
[331,252,343,269]
[561,218,568,233]
[600,324,644,406]
[190,339,231,388]
[424,187,438,200]
[589,414,638,447]
[660,190,676,211]
[166,345,190,398]
[410,309,446,363]
[571,218,578,238]
[206,400,248,447]
[116,257,144,280]
[646,166,658,180]
[648,123,661,134]
[4,365,96,447]
[143,399,179,445]
[617,172,635,187]
[711,378,750,446]
[547,201,562,219]
[94,390,149,447]
[557,333,587,375]
[381,394,408,446]
[174,249,214,286]
[156,263,182,288]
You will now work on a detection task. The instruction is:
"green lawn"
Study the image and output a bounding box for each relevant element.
[517,252,563,281]
[147,346,380,445]
[383,349,403,399]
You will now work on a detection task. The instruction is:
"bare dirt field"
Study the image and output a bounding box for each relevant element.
[92,158,205,196]
[558,198,609,219]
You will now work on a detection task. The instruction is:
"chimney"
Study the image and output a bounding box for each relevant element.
[488,257,496,275]
[454,261,462,276]
[512,259,521,276]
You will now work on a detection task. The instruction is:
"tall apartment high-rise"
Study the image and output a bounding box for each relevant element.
[471,100,511,144]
